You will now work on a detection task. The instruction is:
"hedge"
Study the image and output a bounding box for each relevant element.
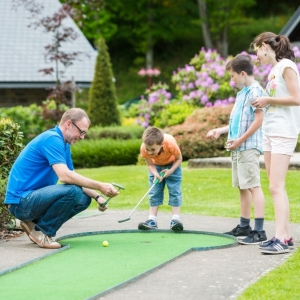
[71,139,141,168]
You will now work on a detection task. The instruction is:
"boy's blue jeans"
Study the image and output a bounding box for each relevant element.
[148,164,182,207]
[8,184,91,237]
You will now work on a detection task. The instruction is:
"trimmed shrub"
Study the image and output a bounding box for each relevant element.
[71,139,141,168]
[0,104,53,144]
[0,179,12,229]
[165,105,233,159]
[136,154,147,166]
[85,125,144,140]
[0,118,24,179]
[154,100,195,128]
[88,37,120,127]
[0,118,24,229]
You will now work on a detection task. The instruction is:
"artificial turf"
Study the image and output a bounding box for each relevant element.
[0,230,236,300]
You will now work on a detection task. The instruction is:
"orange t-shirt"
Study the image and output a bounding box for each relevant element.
[140,134,181,165]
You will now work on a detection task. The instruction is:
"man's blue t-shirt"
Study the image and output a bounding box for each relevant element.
[5,126,74,204]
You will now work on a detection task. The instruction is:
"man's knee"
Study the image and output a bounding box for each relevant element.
[81,193,92,208]
[68,185,83,200]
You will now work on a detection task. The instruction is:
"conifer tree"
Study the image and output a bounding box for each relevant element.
[88,37,120,126]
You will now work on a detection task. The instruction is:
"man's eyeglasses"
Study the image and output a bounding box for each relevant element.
[71,121,87,136]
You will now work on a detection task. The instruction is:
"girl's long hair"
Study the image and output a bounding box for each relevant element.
[251,32,295,62]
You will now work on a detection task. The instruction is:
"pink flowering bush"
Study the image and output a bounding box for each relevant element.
[135,82,195,128]
[136,82,172,128]
[172,47,300,108]
[133,46,300,128]
[172,48,237,107]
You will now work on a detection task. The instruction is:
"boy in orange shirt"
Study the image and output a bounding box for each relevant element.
[139,126,183,231]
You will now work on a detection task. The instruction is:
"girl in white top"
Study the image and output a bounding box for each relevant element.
[251,32,300,254]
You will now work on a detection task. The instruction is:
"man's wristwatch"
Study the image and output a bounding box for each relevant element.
[95,194,104,202]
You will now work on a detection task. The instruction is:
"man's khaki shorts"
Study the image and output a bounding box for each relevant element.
[231,149,261,189]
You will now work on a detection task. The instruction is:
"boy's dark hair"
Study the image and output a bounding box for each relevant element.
[226,54,254,75]
[142,126,164,145]
[251,32,295,62]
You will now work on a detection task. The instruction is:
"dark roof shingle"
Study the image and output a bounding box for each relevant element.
[0,0,97,88]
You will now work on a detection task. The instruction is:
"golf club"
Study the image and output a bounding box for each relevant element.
[99,183,125,209]
[118,171,165,223]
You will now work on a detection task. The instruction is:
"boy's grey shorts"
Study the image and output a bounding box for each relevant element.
[231,149,261,189]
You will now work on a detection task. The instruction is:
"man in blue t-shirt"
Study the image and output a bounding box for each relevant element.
[5,108,119,249]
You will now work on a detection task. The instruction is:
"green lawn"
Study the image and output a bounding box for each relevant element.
[77,163,300,223]
[77,163,300,299]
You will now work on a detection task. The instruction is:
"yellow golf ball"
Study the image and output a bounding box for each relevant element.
[102,240,109,247]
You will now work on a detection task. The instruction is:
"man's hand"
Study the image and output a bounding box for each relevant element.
[95,195,108,212]
[99,183,119,198]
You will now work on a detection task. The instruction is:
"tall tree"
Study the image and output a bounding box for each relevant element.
[197,0,255,57]
[68,0,199,68]
[88,37,120,127]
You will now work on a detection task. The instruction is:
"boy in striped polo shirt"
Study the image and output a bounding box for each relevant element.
[207,54,267,245]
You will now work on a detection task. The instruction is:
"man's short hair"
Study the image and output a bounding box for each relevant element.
[226,54,254,75]
[60,108,91,125]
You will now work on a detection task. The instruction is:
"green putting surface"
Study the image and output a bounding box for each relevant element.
[0,230,237,300]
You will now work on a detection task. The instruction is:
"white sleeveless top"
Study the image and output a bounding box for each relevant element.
[263,58,300,138]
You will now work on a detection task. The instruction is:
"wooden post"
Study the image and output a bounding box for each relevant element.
[71,76,76,108]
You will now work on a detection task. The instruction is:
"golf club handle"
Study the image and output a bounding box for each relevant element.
[100,198,111,207]
[99,183,124,208]
[112,183,125,190]
[154,171,165,184]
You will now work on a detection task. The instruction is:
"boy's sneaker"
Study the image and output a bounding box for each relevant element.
[138,219,158,230]
[284,237,295,249]
[223,225,252,238]
[239,230,267,245]
[260,238,290,254]
[170,219,183,232]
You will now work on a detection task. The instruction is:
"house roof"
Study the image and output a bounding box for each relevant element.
[280,6,300,46]
[0,0,97,88]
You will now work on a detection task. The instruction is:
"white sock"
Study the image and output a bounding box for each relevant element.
[149,215,157,222]
[172,214,180,221]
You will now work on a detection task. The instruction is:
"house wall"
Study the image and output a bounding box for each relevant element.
[0,88,48,107]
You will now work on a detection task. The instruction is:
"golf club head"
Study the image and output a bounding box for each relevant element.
[118,218,130,223]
